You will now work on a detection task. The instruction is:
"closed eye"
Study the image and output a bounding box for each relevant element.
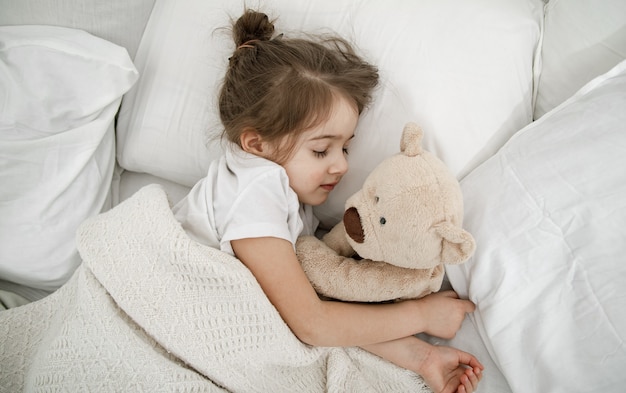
[313,150,328,158]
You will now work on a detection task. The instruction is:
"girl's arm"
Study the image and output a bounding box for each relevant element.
[231,236,474,347]
[362,336,483,393]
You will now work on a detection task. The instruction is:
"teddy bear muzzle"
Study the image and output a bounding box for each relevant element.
[343,207,365,244]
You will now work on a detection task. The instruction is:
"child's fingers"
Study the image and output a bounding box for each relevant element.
[436,290,476,313]
[458,373,470,393]
[457,350,484,371]
[438,290,459,299]
[460,368,479,393]
[474,366,483,381]
[466,368,480,391]
[439,290,476,312]
[461,299,476,313]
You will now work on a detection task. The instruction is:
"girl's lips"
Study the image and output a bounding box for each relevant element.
[321,183,337,191]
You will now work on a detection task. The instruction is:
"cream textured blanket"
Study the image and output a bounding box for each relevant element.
[0,185,430,392]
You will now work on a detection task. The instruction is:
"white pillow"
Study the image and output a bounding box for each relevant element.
[533,0,626,119]
[0,25,138,291]
[0,0,156,59]
[116,0,543,227]
[446,60,626,392]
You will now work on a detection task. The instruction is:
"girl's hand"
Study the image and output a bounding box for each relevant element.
[417,290,475,339]
[419,343,483,393]
[362,336,483,393]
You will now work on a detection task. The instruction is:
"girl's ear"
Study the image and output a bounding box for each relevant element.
[240,128,266,155]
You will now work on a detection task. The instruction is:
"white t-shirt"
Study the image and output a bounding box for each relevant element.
[173,147,319,256]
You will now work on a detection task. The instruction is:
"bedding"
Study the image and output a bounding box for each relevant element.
[445,60,626,392]
[2,1,626,392]
[533,0,626,119]
[0,25,138,293]
[115,0,544,227]
[0,184,430,393]
[0,0,155,60]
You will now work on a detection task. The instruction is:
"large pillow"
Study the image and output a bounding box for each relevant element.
[533,0,626,119]
[0,0,156,59]
[116,0,543,227]
[446,60,626,392]
[0,25,138,291]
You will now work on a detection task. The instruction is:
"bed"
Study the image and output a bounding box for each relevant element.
[1,0,625,392]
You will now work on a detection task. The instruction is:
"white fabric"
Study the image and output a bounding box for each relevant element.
[534,0,626,119]
[115,169,192,206]
[116,0,544,227]
[173,148,318,256]
[0,184,430,393]
[0,25,138,290]
[446,60,626,392]
[0,0,156,59]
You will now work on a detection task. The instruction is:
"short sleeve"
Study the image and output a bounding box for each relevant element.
[218,170,303,255]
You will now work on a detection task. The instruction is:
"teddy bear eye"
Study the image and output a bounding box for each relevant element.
[379,217,386,225]
[374,196,379,203]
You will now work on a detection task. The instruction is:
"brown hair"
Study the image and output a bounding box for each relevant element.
[219,9,379,163]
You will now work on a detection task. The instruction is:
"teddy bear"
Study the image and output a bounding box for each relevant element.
[296,122,476,302]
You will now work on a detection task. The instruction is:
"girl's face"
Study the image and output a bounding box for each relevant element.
[281,95,359,206]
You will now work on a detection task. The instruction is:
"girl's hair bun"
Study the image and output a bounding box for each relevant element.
[233,10,275,46]
[220,8,379,162]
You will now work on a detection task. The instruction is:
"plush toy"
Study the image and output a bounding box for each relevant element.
[296,122,475,302]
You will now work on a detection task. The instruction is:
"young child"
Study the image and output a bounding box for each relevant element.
[174,9,484,393]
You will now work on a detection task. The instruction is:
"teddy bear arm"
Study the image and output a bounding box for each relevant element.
[321,221,355,257]
[297,236,443,302]
[330,259,444,302]
[296,235,356,299]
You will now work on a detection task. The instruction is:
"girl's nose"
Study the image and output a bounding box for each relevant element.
[330,153,349,175]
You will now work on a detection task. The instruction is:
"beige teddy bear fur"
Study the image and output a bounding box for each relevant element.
[296,122,475,302]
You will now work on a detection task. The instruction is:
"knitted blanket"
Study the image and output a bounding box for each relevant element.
[0,184,430,392]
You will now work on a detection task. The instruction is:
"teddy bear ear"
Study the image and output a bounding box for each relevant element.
[400,122,424,157]
[433,221,476,264]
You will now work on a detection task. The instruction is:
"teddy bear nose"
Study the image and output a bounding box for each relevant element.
[343,207,365,243]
